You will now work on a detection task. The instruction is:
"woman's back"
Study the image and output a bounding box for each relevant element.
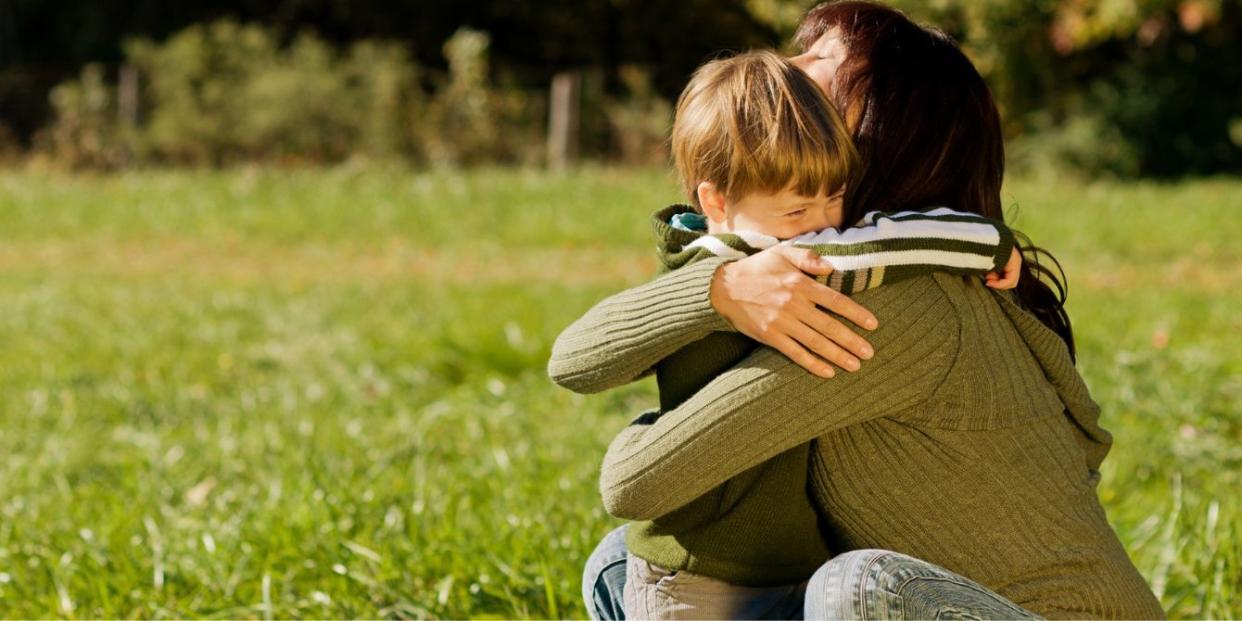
[807,273,1163,618]
[596,272,1164,619]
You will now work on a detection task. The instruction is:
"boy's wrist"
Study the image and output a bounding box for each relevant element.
[993,223,1018,272]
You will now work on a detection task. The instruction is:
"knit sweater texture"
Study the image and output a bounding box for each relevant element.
[549,267,1164,619]
[614,205,1018,586]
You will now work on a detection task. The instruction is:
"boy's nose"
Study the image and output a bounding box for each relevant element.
[805,206,834,233]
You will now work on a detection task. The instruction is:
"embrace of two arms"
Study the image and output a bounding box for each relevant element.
[551,206,1020,393]
[550,208,1024,521]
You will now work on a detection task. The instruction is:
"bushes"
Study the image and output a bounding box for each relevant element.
[604,67,674,165]
[421,28,544,167]
[23,2,1242,176]
[882,0,1242,177]
[41,21,414,167]
[126,22,380,164]
[37,23,548,169]
[0,123,22,166]
[761,0,1242,177]
[40,64,132,169]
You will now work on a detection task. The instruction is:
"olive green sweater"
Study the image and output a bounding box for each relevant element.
[617,205,1018,586]
[552,265,1164,618]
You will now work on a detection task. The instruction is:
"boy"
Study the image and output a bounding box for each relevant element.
[560,51,1019,619]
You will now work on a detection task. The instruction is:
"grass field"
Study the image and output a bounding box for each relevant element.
[0,165,1238,619]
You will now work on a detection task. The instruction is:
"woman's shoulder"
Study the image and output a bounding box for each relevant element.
[848,272,966,324]
[919,272,1013,316]
[845,274,964,362]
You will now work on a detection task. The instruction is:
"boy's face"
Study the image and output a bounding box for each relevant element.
[699,183,845,239]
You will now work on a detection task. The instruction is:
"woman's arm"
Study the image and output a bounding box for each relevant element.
[548,249,881,391]
[599,276,961,521]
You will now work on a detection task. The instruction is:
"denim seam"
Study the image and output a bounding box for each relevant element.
[858,551,894,621]
[892,575,1031,619]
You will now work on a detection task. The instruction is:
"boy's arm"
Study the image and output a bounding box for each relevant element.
[790,208,1017,293]
[547,258,734,394]
[548,208,1014,393]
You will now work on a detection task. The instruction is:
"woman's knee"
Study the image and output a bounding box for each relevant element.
[804,549,896,619]
[805,549,1037,620]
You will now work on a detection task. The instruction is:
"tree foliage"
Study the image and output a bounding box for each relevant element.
[752,0,1242,176]
[38,22,553,168]
[0,0,775,145]
[6,0,1240,175]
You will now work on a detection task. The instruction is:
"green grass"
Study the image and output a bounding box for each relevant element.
[0,165,1237,619]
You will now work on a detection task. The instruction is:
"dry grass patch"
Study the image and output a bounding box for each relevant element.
[0,237,658,287]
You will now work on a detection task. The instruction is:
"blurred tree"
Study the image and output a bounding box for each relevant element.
[750,0,1242,176]
[0,0,776,145]
[4,0,1239,175]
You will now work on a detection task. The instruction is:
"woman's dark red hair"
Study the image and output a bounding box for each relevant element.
[797,1,1076,359]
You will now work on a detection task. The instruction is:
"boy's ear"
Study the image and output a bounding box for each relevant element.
[697,182,727,224]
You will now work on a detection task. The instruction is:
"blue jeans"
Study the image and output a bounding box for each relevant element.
[582,527,1040,620]
[803,549,1040,620]
[583,525,631,621]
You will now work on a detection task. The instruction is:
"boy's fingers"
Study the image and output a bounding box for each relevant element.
[987,248,1022,289]
[986,271,1018,289]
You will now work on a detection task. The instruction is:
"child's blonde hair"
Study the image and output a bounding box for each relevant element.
[672,50,858,210]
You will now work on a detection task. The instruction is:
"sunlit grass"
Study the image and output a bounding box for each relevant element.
[0,166,1237,618]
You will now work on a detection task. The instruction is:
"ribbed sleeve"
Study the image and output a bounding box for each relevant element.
[547,257,734,394]
[595,272,1162,619]
[599,275,959,520]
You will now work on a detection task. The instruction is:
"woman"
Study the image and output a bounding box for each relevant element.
[559,2,1164,619]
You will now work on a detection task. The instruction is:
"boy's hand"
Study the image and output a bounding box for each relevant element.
[985,248,1022,290]
[710,246,878,378]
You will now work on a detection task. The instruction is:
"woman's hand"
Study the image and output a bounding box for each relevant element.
[709,246,878,378]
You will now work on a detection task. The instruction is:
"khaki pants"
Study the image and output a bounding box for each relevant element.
[622,556,806,620]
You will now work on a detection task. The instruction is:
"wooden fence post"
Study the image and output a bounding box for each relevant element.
[547,71,581,171]
[117,63,139,128]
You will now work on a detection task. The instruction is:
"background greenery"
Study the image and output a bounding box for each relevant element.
[1,0,1239,617]
[4,0,1241,175]
[0,166,1236,618]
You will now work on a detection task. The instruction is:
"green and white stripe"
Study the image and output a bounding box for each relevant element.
[680,207,1016,293]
